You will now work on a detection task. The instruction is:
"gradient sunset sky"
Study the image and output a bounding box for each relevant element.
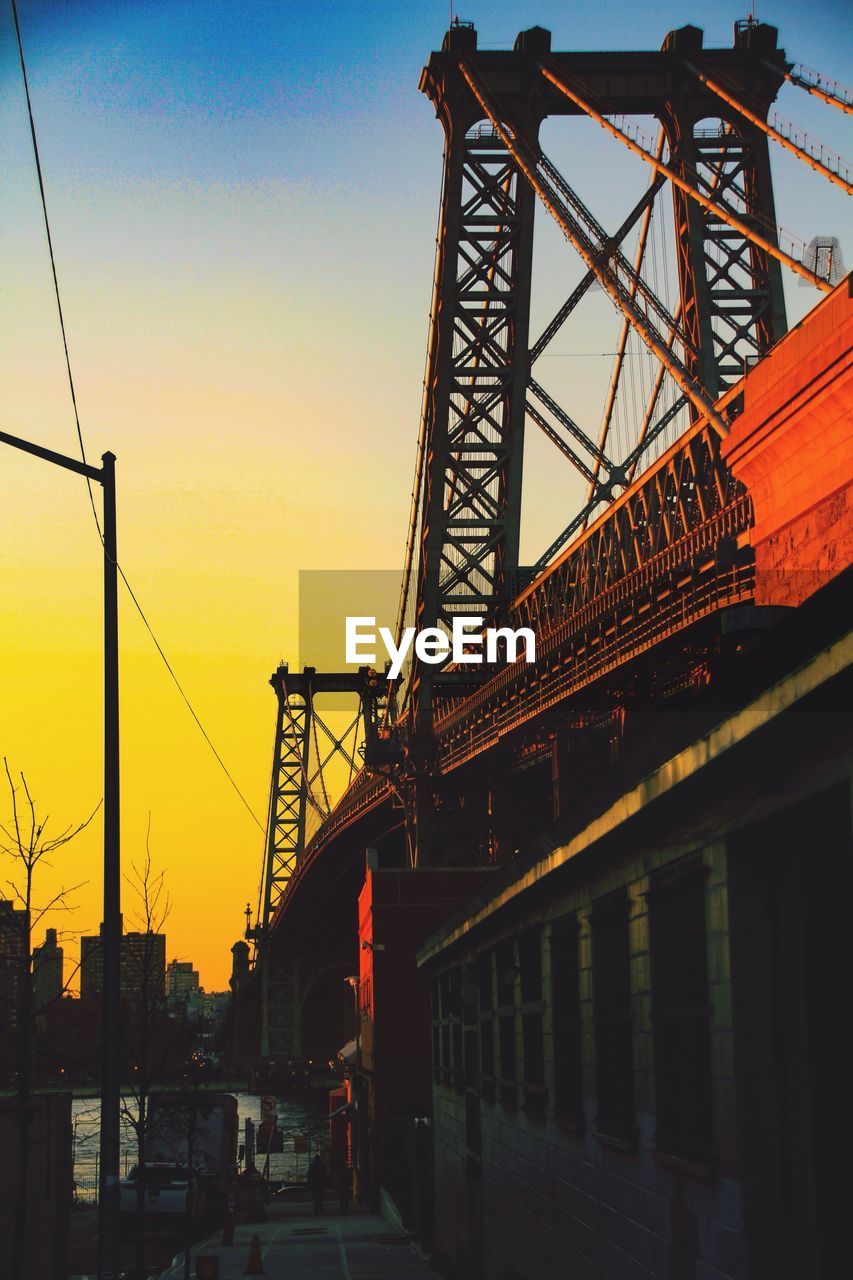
[1,0,850,990]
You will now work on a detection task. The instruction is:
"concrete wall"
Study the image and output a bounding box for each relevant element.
[432,839,745,1280]
[426,690,851,1280]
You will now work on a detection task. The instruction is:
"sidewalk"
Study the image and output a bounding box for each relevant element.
[156,1202,444,1279]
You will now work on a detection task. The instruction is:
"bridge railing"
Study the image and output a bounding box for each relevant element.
[433,408,754,767]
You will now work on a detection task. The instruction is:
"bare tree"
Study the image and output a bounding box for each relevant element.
[0,758,97,1280]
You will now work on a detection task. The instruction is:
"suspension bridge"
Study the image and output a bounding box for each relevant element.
[231,17,852,1069]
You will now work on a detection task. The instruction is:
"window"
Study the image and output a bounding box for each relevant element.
[519,926,545,1117]
[649,858,712,1158]
[592,892,634,1139]
[449,967,463,1093]
[477,949,495,1101]
[463,965,479,1089]
[463,964,482,1222]
[551,916,583,1124]
[440,972,451,1083]
[432,968,464,1087]
[495,938,517,1108]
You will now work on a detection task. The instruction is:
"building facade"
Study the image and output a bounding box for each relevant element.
[354,864,494,1229]
[0,900,26,1032]
[415,269,851,1280]
[166,959,200,1016]
[419,583,850,1280]
[80,925,166,1006]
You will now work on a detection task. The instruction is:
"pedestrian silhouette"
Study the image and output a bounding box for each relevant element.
[307,1153,327,1215]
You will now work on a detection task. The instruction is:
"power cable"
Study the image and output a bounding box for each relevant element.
[10,0,99,530]
[10,0,265,835]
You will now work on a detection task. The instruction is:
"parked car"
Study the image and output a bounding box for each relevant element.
[119,1162,200,1217]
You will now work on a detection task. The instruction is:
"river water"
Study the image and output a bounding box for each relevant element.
[71,1091,329,1202]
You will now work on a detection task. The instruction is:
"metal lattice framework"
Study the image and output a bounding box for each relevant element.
[411,123,537,732]
[259,671,310,930]
[683,123,780,388]
[434,403,754,768]
[402,18,841,736]
[392,17,844,865]
[257,666,388,935]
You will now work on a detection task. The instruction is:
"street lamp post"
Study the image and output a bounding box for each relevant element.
[0,428,121,1280]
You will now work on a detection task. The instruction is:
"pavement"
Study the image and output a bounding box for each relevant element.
[156,1202,444,1280]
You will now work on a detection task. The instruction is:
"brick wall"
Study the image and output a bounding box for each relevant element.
[754,483,853,607]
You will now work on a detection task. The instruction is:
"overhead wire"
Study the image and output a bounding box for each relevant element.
[9,0,99,531]
[9,0,265,836]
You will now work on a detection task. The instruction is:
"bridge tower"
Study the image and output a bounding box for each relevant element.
[252,664,389,1059]
[398,18,815,867]
[658,21,788,400]
[410,23,544,737]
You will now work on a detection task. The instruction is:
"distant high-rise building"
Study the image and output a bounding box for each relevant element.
[0,901,26,1030]
[166,959,200,1016]
[80,930,103,1001]
[80,923,166,1006]
[33,928,63,1011]
[124,931,166,1006]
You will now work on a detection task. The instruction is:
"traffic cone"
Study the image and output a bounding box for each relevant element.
[244,1233,265,1276]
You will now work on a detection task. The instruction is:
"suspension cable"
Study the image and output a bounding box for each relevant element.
[586,132,665,523]
[458,56,731,439]
[779,61,853,115]
[539,60,832,293]
[687,62,852,195]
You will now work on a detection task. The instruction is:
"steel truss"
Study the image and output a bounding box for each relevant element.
[257,665,388,936]
[687,125,781,389]
[412,120,537,732]
[434,409,754,770]
[268,21,842,887]
[410,22,808,671]
[262,947,351,1060]
[388,18,813,865]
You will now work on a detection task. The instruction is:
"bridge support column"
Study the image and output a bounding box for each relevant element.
[660,24,787,399]
[261,937,357,1064]
[264,939,304,1060]
[413,24,544,748]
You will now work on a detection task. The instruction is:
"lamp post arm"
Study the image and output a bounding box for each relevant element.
[0,427,103,482]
